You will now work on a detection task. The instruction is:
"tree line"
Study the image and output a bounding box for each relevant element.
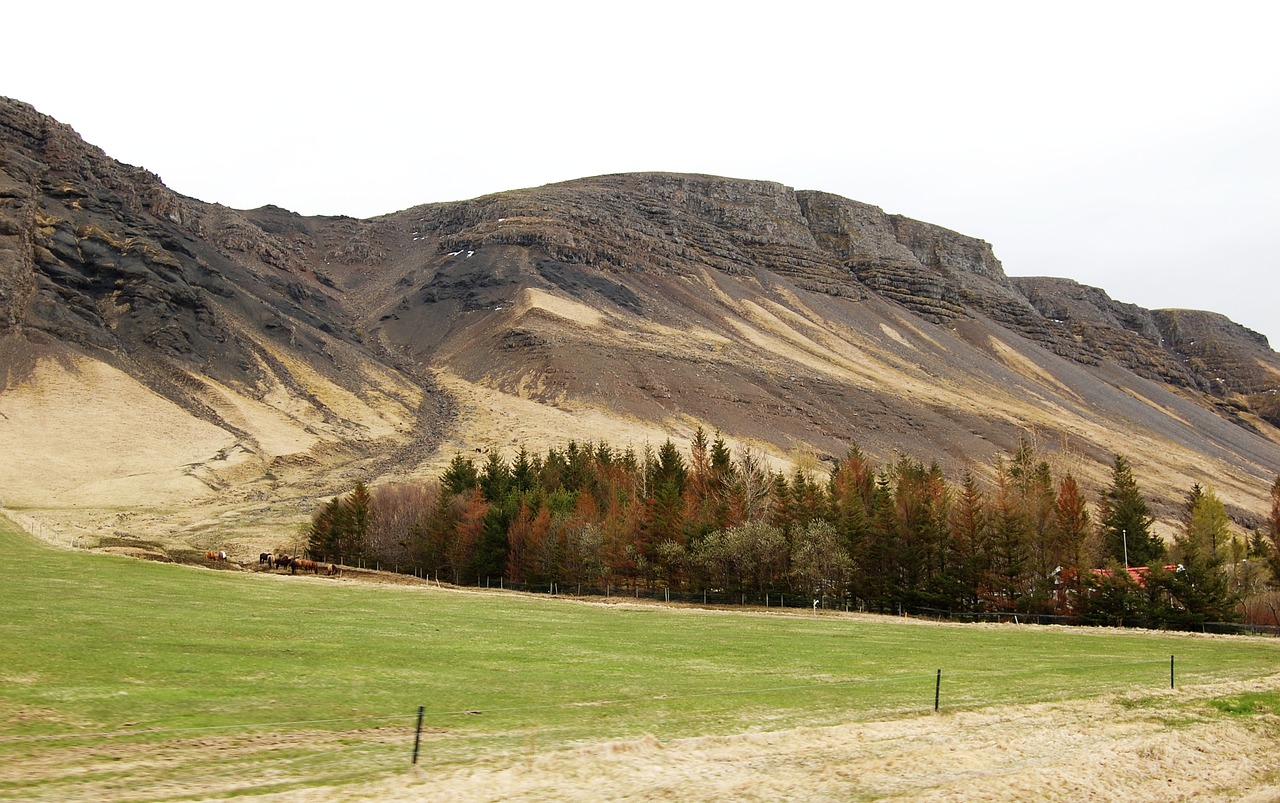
[305,430,1280,629]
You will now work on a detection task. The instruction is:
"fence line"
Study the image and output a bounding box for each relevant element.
[0,655,1203,747]
[904,606,1280,636]
[455,579,1280,636]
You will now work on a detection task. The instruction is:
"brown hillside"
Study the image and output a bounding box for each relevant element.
[1,97,1277,554]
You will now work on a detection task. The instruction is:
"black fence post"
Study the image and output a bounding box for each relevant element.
[935,669,942,712]
[412,705,425,765]
[1170,655,1175,689]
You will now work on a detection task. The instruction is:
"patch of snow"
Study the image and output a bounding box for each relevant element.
[466,250,475,258]
[447,250,463,257]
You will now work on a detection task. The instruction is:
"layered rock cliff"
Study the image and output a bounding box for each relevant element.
[2,95,1277,545]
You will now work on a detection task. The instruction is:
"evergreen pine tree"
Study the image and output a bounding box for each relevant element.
[343,481,373,561]
[442,454,479,495]
[1157,485,1238,626]
[1265,476,1280,588]
[1099,455,1163,567]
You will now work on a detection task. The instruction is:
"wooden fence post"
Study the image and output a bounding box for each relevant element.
[412,705,425,765]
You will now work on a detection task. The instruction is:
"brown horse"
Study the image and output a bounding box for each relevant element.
[205,550,226,562]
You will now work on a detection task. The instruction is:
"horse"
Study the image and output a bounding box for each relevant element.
[274,554,294,572]
[326,563,339,576]
[258,552,272,566]
[205,550,225,562]
[294,558,320,574]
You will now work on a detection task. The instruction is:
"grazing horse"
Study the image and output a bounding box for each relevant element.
[205,550,226,562]
[326,563,339,576]
[258,552,272,566]
[274,554,293,572]
[295,558,320,574]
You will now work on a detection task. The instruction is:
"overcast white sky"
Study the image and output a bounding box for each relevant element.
[5,1,1277,347]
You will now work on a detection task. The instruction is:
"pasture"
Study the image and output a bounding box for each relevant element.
[3,516,1280,801]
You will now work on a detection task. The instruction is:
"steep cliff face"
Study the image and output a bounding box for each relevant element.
[1014,278,1180,380]
[1152,308,1280,427]
[0,148,36,334]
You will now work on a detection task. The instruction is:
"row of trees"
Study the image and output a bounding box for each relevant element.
[305,431,1280,628]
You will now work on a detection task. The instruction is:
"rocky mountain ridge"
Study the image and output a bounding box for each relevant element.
[1,96,1277,550]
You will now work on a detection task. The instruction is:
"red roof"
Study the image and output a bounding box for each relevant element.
[1090,565,1180,588]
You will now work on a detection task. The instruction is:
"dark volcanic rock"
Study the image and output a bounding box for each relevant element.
[1014,277,1216,389]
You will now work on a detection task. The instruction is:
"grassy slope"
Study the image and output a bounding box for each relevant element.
[3,516,1280,800]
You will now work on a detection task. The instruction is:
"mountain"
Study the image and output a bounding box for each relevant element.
[1,97,1277,553]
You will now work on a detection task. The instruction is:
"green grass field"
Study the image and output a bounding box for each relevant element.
[3,515,1280,800]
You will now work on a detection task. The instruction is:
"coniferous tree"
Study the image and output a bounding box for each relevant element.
[1052,472,1092,571]
[1078,567,1141,627]
[683,428,721,543]
[860,473,898,610]
[1025,459,1058,579]
[1099,455,1163,567]
[333,481,372,562]
[505,500,538,583]
[1264,477,1280,588]
[511,447,536,494]
[704,433,738,530]
[768,473,794,534]
[641,439,688,560]
[416,484,458,579]
[829,447,877,598]
[307,496,343,559]
[940,470,988,611]
[1181,483,1205,532]
[886,457,936,605]
[987,466,1031,608]
[449,487,489,584]
[442,454,479,495]
[1182,485,1230,562]
[563,441,592,493]
[474,494,514,581]
[789,467,827,531]
[1156,485,1238,626]
[479,451,511,503]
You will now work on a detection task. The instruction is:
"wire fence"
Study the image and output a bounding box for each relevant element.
[466,577,850,611]
[450,577,1280,636]
[0,653,1230,749]
[903,606,1280,636]
[5,648,1271,800]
